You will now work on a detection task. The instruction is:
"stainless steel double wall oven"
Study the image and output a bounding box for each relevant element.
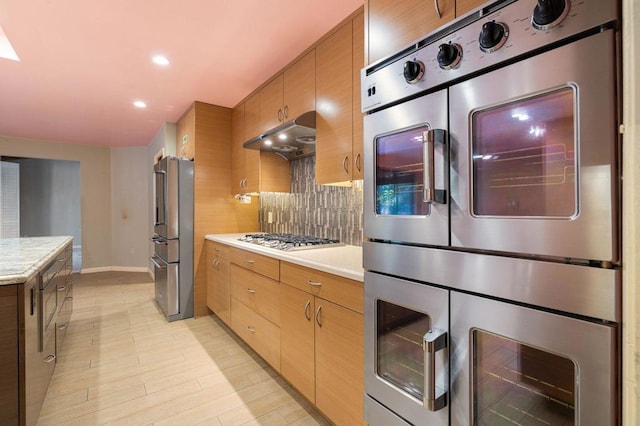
[361,0,621,424]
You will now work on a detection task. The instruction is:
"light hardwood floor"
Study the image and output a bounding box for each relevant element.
[38,272,331,426]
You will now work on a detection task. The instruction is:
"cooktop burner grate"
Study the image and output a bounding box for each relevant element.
[238,233,343,251]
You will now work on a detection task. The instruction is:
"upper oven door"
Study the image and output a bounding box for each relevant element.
[364,89,449,246]
[449,30,618,262]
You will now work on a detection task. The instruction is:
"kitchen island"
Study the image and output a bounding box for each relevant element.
[0,236,73,426]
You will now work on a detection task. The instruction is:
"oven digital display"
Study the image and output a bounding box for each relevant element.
[471,87,577,218]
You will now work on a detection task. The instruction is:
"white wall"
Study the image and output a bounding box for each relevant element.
[622,0,639,423]
[110,147,150,269]
[0,135,112,269]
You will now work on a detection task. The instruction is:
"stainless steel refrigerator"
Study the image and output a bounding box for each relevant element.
[151,156,194,321]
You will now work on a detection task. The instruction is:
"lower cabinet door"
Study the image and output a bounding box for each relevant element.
[231,298,280,372]
[280,284,315,402]
[315,299,364,425]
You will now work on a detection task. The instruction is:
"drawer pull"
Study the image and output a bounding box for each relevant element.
[247,288,256,294]
[315,305,323,327]
[57,323,67,330]
[304,300,311,321]
[66,296,73,301]
[58,286,66,291]
[307,280,322,287]
[246,259,255,264]
[43,354,56,363]
[247,326,256,333]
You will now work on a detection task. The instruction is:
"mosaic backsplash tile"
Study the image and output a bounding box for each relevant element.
[259,156,363,246]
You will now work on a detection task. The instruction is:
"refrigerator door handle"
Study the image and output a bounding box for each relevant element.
[153,170,167,226]
[423,328,448,411]
[150,255,167,270]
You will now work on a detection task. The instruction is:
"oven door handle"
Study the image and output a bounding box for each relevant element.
[423,327,448,411]
[423,129,446,204]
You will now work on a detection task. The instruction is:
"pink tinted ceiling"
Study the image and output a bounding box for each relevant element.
[0,0,363,147]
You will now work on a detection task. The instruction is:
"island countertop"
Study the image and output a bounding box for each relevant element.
[206,233,364,282]
[0,236,73,285]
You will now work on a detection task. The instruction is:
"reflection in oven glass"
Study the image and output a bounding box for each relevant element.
[375,126,431,216]
[473,330,575,425]
[472,87,576,218]
[376,301,430,400]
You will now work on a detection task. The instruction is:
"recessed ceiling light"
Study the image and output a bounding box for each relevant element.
[133,100,147,108]
[152,55,170,66]
[0,24,19,61]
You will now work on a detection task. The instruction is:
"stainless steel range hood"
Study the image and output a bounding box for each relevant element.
[242,111,316,160]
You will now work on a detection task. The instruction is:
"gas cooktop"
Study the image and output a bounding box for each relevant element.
[238,233,344,251]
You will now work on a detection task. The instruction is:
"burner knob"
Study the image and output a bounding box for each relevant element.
[532,0,570,31]
[437,43,462,69]
[478,21,509,53]
[403,60,425,84]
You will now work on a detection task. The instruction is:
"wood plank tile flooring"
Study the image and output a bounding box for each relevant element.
[38,272,331,426]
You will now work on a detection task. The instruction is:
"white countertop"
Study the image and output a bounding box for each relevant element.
[205,233,364,282]
[0,236,73,285]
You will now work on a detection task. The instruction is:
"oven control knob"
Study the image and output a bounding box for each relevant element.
[532,0,570,31]
[437,43,462,70]
[403,60,425,84]
[478,21,509,53]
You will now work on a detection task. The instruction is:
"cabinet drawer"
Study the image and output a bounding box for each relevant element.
[231,264,280,326]
[211,242,230,260]
[231,298,280,372]
[230,247,280,281]
[280,262,364,314]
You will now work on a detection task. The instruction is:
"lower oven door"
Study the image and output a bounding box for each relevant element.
[450,292,617,426]
[365,271,450,426]
[151,255,179,317]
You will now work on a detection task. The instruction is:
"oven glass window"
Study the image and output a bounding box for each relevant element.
[471,87,576,217]
[376,300,430,400]
[473,330,576,425]
[375,126,431,216]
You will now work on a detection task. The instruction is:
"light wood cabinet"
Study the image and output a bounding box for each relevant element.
[280,262,364,426]
[316,12,365,185]
[231,102,291,195]
[260,51,316,133]
[366,0,486,65]
[206,241,231,324]
[229,247,281,371]
[177,102,260,317]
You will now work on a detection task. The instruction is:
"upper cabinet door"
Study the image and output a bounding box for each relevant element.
[259,75,284,132]
[283,50,316,121]
[352,11,365,181]
[367,0,455,64]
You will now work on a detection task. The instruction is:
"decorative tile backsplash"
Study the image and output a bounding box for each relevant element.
[259,156,363,246]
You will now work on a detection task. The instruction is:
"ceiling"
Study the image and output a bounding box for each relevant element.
[0,0,363,147]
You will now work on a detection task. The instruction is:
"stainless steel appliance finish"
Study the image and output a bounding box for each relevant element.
[152,156,194,321]
[238,233,343,251]
[242,111,316,160]
[361,0,621,424]
[365,270,617,426]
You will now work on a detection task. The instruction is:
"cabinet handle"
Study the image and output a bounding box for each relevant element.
[57,286,66,291]
[283,105,288,120]
[246,259,255,264]
[215,247,221,252]
[343,156,349,174]
[434,0,442,19]
[247,326,256,333]
[58,323,67,330]
[315,305,323,327]
[66,296,73,301]
[43,354,56,363]
[356,153,361,172]
[307,280,322,287]
[304,300,311,321]
[277,109,283,122]
[247,288,256,294]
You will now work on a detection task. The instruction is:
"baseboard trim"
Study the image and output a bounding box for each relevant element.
[80,266,152,275]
